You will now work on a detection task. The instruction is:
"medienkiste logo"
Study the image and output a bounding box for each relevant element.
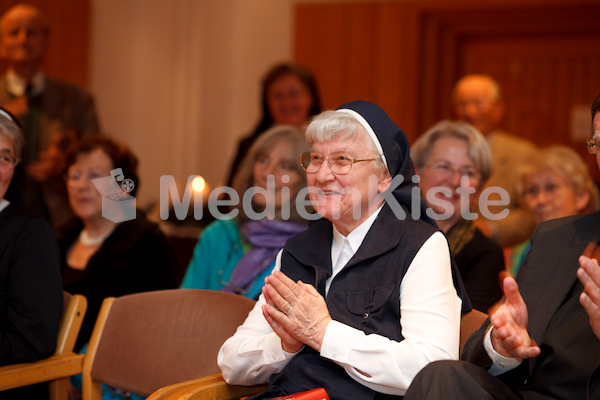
[91,173,510,223]
[92,168,136,223]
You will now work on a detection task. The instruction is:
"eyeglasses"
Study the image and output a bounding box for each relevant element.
[586,136,600,154]
[299,151,378,175]
[66,170,111,183]
[0,152,18,167]
[524,182,565,198]
[425,162,481,182]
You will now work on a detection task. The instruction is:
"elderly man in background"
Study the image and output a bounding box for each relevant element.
[218,100,469,399]
[452,74,537,247]
[0,3,100,229]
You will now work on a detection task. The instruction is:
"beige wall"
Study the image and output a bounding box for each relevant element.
[90,0,295,208]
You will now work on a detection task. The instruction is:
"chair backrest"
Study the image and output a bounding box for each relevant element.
[82,289,256,399]
[459,309,488,354]
[56,291,88,354]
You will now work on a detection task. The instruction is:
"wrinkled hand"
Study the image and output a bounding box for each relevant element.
[489,272,540,359]
[578,243,600,340]
[262,271,332,353]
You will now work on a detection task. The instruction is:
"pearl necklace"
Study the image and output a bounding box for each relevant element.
[79,227,114,247]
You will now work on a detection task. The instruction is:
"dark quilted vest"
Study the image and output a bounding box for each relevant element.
[250,204,440,400]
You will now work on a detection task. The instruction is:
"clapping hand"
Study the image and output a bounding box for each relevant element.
[578,243,600,340]
[489,272,540,360]
[261,271,332,353]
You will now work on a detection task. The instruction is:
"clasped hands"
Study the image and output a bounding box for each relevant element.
[490,242,600,360]
[261,271,332,354]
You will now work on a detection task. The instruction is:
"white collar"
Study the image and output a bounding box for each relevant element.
[0,199,10,213]
[331,204,384,262]
[6,70,46,97]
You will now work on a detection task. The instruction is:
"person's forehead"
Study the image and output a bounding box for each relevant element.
[1,8,45,31]
[526,168,570,186]
[428,135,470,156]
[315,127,371,149]
[456,77,496,99]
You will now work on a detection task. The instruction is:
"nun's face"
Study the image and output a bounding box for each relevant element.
[307,129,391,236]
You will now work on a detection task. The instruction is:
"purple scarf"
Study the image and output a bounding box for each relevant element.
[221,219,307,294]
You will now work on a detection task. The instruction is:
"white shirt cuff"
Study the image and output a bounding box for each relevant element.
[320,320,353,363]
[484,326,522,375]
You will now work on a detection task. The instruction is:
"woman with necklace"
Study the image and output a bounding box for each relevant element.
[57,136,176,353]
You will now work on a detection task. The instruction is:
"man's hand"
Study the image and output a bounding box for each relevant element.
[578,243,600,340]
[262,271,332,353]
[489,272,540,359]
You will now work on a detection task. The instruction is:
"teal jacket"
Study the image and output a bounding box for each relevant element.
[179,218,274,299]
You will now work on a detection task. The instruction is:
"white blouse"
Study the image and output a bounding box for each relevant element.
[218,209,461,396]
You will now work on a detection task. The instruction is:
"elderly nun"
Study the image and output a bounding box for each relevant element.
[218,100,470,399]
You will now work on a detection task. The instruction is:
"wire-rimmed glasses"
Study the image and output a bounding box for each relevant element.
[299,151,377,175]
[586,136,599,154]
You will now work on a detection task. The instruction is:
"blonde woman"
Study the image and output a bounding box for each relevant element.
[506,145,597,275]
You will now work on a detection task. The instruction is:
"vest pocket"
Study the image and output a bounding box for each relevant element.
[346,286,395,324]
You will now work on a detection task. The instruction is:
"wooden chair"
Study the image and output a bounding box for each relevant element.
[459,309,488,354]
[147,373,265,400]
[0,291,88,399]
[147,309,490,400]
[80,289,256,400]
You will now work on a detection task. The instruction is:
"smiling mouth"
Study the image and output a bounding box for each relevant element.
[318,189,343,196]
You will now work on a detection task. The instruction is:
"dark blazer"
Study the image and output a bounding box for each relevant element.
[454,228,505,312]
[462,211,600,399]
[0,204,63,365]
[0,76,101,147]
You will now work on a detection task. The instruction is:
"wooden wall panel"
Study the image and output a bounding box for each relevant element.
[294,0,600,179]
[0,0,90,87]
[295,2,419,139]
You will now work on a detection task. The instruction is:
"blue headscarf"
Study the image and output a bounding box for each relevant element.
[335,100,436,227]
[336,100,472,314]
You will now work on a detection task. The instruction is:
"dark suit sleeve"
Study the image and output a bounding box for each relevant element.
[0,217,63,365]
[75,91,100,136]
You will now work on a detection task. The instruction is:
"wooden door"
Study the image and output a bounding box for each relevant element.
[294,0,600,180]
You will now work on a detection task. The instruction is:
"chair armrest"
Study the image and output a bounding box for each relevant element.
[147,373,267,400]
[460,309,488,354]
[0,353,84,390]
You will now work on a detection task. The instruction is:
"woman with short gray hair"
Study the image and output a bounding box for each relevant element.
[412,120,504,312]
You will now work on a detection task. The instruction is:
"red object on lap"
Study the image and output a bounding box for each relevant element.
[271,387,329,400]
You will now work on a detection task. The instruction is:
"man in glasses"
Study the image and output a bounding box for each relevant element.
[218,100,469,399]
[404,92,600,400]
